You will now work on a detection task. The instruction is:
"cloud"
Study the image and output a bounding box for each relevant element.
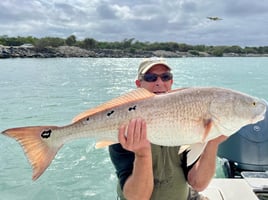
[223,0,268,17]
[0,0,267,46]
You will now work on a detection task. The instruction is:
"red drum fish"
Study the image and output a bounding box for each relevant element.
[1,87,266,180]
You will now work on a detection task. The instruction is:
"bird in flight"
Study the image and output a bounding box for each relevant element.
[207,16,223,21]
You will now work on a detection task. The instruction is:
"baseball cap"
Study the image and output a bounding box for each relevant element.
[137,57,172,79]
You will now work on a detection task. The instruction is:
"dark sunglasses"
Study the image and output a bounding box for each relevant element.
[141,72,173,82]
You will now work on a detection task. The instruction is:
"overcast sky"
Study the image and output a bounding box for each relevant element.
[0,0,267,46]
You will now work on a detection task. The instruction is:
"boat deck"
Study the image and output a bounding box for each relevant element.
[201,178,259,200]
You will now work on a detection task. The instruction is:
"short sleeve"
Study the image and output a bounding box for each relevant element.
[180,150,200,180]
[109,143,135,189]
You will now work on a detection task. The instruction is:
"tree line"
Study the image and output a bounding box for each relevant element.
[0,35,267,56]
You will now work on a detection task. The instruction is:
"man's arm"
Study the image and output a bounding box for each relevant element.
[187,135,227,191]
[118,118,154,200]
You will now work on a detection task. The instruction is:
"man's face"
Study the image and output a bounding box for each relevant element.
[136,64,173,94]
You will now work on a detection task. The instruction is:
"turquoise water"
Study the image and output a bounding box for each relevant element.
[0,57,268,199]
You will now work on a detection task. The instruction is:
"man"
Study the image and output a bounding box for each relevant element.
[109,57,226,200]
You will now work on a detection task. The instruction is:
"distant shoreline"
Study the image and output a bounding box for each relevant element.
[0,45,267,59]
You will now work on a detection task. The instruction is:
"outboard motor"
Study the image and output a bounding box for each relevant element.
[218,103,268,178]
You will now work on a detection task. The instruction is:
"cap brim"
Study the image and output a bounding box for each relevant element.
[140,62,171,74]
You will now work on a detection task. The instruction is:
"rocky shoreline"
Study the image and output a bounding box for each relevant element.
[0,45,267,58]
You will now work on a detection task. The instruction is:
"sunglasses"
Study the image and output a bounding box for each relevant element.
[141,72,173,82]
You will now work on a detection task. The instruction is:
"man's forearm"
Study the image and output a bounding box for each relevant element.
[123,155,154,200]
[187,136,227,191]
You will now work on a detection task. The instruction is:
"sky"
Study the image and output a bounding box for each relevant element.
[0,0,267,46]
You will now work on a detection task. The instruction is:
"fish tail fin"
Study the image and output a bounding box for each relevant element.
[2,126,61,180]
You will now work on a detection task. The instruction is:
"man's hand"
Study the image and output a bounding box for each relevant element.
[118,118,151,157]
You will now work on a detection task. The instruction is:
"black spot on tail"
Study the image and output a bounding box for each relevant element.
[41,129,52,139]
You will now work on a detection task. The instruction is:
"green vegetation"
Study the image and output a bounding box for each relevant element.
[0,35,267,57]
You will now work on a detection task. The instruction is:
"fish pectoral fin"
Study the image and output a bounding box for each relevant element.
[95,140,117,148]
[185,143,207,167]
[2,126,62,181]
[178,145,191,154]
[202,118,213,142]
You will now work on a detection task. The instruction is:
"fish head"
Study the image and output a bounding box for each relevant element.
[233,96,266,124]
[210,91,266,136]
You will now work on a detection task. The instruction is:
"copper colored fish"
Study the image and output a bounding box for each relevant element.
[1,87,266,180]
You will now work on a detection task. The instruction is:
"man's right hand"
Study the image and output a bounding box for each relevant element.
[118,118,151,157]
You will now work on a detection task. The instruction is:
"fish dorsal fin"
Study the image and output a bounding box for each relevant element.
[72,88,155,123]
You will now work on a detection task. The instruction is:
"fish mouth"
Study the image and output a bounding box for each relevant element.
[154,91,167,94]
[253,114,265,124]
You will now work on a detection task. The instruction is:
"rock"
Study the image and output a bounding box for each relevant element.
[153,50,181,57]
[0,45,267,58]
[56,46,95,57]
